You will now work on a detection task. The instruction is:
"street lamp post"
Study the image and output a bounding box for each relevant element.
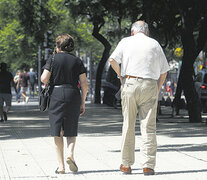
[38,0,42,96]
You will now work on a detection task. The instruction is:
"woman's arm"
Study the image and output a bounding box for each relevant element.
[79,73,88,116]
[41,69,51,84]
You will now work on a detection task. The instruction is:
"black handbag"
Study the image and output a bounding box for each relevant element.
[39,85,50,112]
[39,50,55,112]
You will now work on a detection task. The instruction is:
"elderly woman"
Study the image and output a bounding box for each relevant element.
[41,34,88,174]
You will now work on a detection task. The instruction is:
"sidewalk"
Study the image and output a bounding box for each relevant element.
[0,97,207,180]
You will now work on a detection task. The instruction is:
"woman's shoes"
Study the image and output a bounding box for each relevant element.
[55,167,65,174]
[55,157,78,174]
[66,157,78,172]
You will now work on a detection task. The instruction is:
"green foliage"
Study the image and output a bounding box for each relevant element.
[142,0,207,51]
[0,0,104,71]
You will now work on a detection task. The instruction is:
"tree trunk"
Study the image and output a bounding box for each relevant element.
[92,23,111,103]
[181,63,202,122]
[176,12,202,122]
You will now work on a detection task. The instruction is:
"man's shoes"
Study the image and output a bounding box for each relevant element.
[143,168,155,176]
[120,164,131,174]
[3,111,7,121]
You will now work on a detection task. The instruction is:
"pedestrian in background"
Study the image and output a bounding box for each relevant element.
[17,68,30,103]
[109,21,170,175]
[28,68,37,97]
[14,70,21,103]
[41,34,88,174]
[0,62,14,122]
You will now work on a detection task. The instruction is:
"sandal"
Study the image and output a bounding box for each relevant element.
[55,167,65,174]
[66,157,78,172]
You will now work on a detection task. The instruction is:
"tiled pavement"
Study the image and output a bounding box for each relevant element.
[0,97,207,180]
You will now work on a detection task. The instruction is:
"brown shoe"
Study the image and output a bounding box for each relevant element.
[120,164,131,174]
[143,168,155,176]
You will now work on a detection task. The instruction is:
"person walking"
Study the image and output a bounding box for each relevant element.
[28,68,37,97]
[0,63,14,122]
[109,21,170,175]
[41,34,88,174]
[14,70,21,103]
[17,68,30,103]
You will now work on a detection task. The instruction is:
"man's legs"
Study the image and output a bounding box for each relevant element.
[0,94,11,121]
[0,106,4,122]
[21,87,29,103]
[21,91,27,102]
[121,80,138,166]
[138,80,158,170]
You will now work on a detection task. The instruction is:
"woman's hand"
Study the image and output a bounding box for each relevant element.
[80,104,85,116]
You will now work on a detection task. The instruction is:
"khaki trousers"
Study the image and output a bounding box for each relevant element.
[121,78,158,169]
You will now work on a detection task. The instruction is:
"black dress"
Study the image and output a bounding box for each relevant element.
[43,52,86,137]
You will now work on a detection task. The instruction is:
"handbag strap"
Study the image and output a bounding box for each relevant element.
[48,49,56,82]
[45,49,56,89]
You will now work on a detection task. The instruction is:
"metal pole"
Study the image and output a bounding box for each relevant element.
[89,51,93,103]
[38,45,42,95]
[38,0,42,96]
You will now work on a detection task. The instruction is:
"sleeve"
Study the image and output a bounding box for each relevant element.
[109,39,124,64]
[79,59,87,75]
[42,54,53,71]
[158,44,170,74]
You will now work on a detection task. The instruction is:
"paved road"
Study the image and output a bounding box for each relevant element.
[0,96,207,180]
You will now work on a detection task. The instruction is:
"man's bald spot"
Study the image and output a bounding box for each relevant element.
[131,21,149,36]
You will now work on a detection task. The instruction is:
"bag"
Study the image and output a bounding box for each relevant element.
[39,49,55,112]
[39,86,50,112]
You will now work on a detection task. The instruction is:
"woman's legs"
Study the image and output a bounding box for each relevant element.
[66,137,76,161]
[54,130,65,171]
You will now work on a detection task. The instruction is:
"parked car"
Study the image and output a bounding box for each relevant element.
[195,68,207,112]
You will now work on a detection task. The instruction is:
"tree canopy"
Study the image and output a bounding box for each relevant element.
[1,0,207,122]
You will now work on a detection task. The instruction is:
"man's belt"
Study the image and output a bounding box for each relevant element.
[124,75,143,79]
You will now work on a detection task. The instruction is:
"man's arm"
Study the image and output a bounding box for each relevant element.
[157,72,167,92]
[109,58,123,83]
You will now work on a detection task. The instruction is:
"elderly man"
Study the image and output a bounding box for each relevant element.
[109,21,170,175]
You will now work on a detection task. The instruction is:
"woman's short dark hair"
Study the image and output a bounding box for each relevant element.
[56,34,74,53]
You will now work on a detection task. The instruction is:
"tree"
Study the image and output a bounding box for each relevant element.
[66,0,111,103]
[67,0,142,103]
[142,0,207,122]
[0,0,27,70]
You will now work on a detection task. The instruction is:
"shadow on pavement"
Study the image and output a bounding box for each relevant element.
[156,169,207,175]
[0,103,207,140]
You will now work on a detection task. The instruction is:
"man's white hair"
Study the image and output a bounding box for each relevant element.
[131,21,149,34]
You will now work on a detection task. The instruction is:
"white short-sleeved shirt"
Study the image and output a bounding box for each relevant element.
[109,33,170,80]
